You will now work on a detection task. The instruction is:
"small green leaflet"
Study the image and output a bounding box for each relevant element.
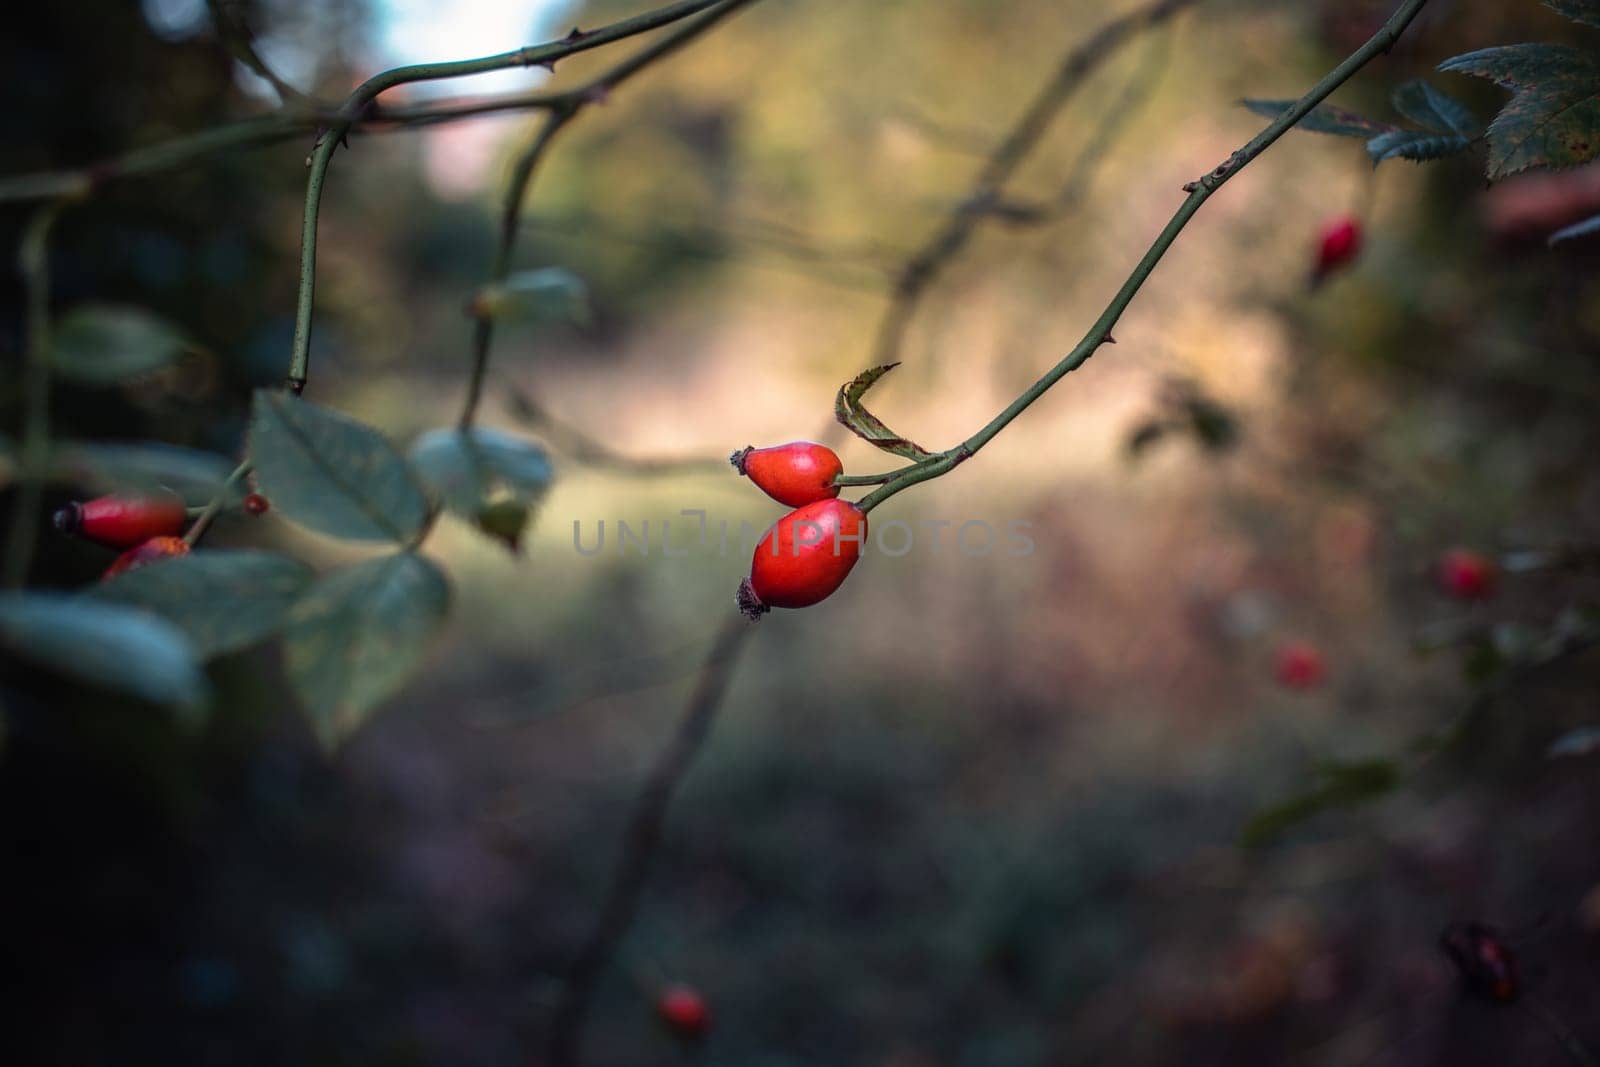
[1392,80,1482,139]
[1240,759,1399,847]
[471,267,590,325]
[50,304,192,385]
[834,363,933,461]
[0,593,207,711]
[407,427,554,553]
[95,550,314,659]
[250,390,429,544]
[1440,44,1600,178]
[1241,81,1478,167]
[282,552,450,751]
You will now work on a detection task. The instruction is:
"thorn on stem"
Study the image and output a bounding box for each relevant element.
[565,26,587,42]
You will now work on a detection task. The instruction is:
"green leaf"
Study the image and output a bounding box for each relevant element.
[1439,44,1600,178]
[1241,759,1399,847]
[1240,98,1396,139]
[1547,0,1600,30]
[249,390,429,544]
[49,305,191,385]
[1391,80,1481,138]
[1366,129,1472,165]
[471,267,590,325]
[834,363,933,460]
[407,427,553,515]
[282,552,450,750]
[1547,725,1600,758]
[95,550,314,658]
[1548,210,1600,244]
[407,427,553,552]
[0,593,207,710]
[53,441,237,504]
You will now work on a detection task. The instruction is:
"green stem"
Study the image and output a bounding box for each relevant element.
[456,0,763,428]
[3,201,67,588]
[182,460,254,547]
[285,0,732,394]
[857,0,1431,514]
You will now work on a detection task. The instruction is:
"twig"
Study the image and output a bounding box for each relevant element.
[853,0,1433,514]
[3,200,68,588]
[504,387,724,475]
[457,0,764,428]
[204,0,319,108]
[867,0,1202,372]
[182,460,253,547]
[543,615,752,1065]
[284,0,735,394]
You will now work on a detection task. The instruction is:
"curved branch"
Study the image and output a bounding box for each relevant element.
[856,0,1433,513]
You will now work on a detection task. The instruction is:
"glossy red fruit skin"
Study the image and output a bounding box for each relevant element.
[55,490,186,548]
[730,441,843,508]
[243,493,271,517]
[1313,216,1363,281]
[1438,548,1495,600]
[656,985,710,1040]
[739,499,866,618]
[101,536,190,580]
[1274,641,1326,690]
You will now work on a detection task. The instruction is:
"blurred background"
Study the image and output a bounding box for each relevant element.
[3,0,1600,1063]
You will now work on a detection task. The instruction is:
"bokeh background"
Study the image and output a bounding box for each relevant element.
[3,0,1600,1063]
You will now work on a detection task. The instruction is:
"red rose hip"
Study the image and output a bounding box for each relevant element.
[1311,215,1363,285]
[730,441,843,508]
[1437,548,1495,600]
[738,498,866,618]
[101,535,190,580]
[54,489,186,548]
[1274,641,1326,690]
[655,984,710,1040]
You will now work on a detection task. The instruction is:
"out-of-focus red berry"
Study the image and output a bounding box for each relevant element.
[1274,641,1326,690]
[243,493,271,516]
[1312,216,1363,284]
[1437,548,1495,600]
[101,536,190,580]
[656,985,710,1040]
[54,490,186,548]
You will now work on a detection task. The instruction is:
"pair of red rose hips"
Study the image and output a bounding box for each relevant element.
[53,489,270,579]
[730,442,865,619]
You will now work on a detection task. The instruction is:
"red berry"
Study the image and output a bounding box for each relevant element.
[1312,216,1363,283]
[730,442,843,508]
[1440,922,1520,1003]
[243,493,271,517]
[1274,641,1326,690]
[101,536,190,580]
[54,490,186,548]
[1437,548,1495,600]
[739,499,866,618]
[656,985,710,1040]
